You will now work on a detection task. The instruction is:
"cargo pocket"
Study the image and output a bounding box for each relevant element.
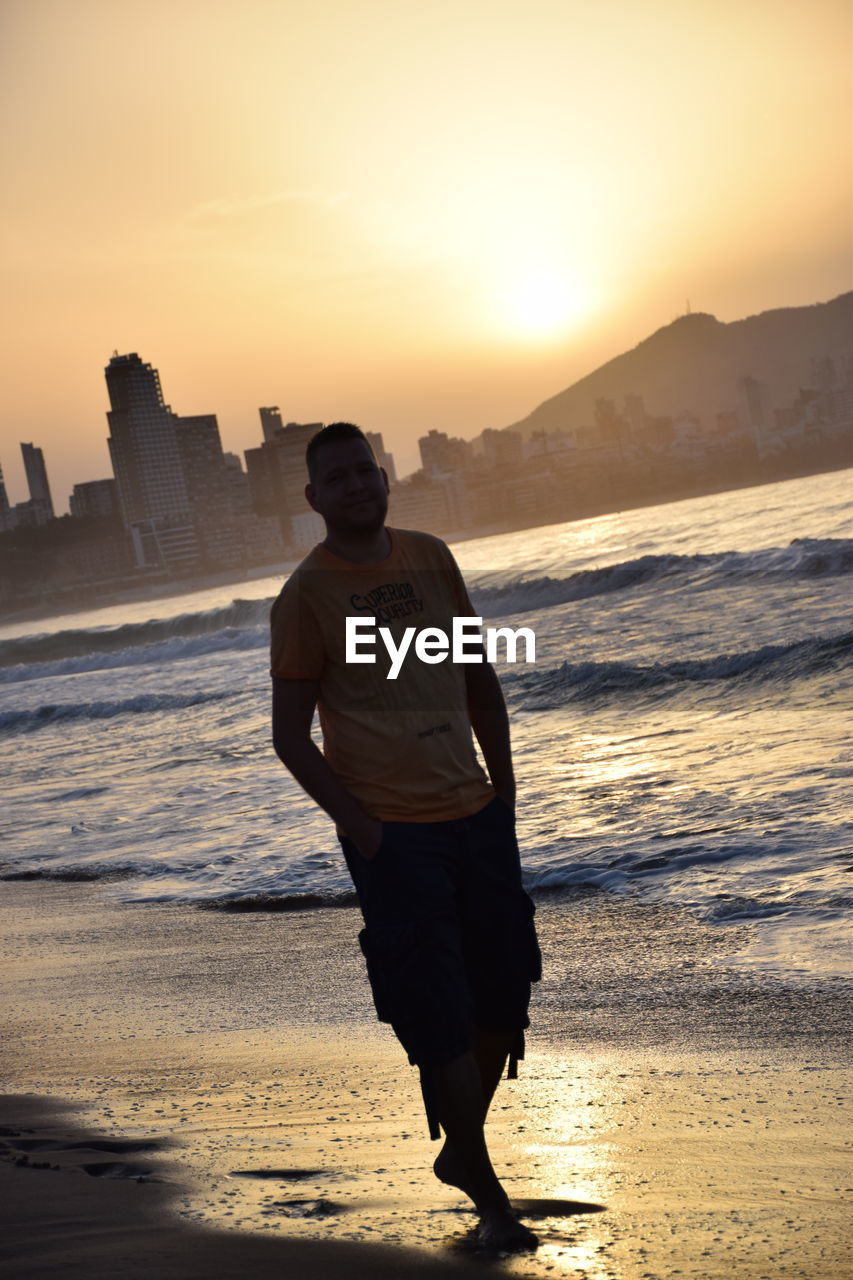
[502,891,541,992]
[466,889,541,1035]
[521,893,542,983]
[357,922,419,1025]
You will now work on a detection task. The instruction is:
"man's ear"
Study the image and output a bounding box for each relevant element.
[305,481,320,513]
[380,467,389,493]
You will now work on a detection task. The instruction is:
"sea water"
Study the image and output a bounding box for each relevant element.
[1,469,850,981]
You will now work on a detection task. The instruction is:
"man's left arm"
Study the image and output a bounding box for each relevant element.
[465,653,516,812]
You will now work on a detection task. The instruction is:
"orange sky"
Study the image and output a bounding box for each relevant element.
[1,0,850,512]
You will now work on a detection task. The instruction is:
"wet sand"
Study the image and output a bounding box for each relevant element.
[0,880,850,1278]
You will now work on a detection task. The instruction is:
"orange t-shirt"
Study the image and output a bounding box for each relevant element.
[270,527,495,821]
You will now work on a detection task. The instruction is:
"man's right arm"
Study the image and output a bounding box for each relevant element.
[271,676,382,858]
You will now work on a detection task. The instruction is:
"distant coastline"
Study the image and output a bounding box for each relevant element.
[2,458,849,632]
[3,294,849,629]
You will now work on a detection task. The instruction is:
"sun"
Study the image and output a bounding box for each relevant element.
[499,266,584,340]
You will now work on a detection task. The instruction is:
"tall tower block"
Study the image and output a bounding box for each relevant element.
[105,353,189,526]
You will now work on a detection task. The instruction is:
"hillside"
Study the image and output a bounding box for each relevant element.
[507,292,853,436]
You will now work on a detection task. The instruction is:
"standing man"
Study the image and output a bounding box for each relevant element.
[271,423,541,1252]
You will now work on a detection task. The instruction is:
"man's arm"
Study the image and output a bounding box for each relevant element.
[464,653,516,811]
[271,676,383,857]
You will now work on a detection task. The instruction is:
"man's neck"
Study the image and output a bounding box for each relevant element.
[321,525,392,564]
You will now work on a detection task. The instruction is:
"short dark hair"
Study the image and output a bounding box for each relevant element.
[305,422,376,480]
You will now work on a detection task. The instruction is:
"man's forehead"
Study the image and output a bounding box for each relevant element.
[314,439,376,475]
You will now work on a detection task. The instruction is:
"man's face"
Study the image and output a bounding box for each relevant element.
[306,438,389,537]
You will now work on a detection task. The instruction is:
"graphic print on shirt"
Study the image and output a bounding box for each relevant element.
[349,581,424,626]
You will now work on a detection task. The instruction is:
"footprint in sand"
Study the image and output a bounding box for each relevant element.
[8,1137,160,1154]
[511,1197,607,1217]
[267,1198,344,1218]
[226,1170,350,1218]
[1,1134,164,1180]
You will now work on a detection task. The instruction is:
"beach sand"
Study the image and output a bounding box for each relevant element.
[1,879,849,1279]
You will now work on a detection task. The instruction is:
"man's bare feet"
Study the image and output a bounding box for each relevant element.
[434,1144,538,1253]
[477,1206,539,1253]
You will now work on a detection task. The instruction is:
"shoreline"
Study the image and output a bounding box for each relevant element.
[1,880,850,1278]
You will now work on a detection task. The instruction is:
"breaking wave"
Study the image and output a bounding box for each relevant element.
[1,538,851,681]
[0,596,275,675]
[0,690,236,735]
[469,537,853,618]
[504,629,853,706]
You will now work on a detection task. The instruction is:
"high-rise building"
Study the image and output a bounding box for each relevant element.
[175,415,231,521]
[418,429,472,475]
[259,406,284,443]
[365,431,397,483]
[245,444,280,518]
[0,463,11,533]
[222,452,252,514]
[105,352,190,526]
[275,422,323,518]
[70,478,119,520]
[811,356,838,393]
[21,442,54,524]
[739,376,769,429]
[738,375,770,456]
[477,428,523,467]
[104,353,260,572]
[623,395,647,437]
[245,422,321,545]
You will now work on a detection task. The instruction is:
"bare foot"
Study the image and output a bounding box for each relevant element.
[477,1206,539,1253]
[435,1147,538,1253]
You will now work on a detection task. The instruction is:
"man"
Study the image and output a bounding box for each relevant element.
[271,422,541,1252]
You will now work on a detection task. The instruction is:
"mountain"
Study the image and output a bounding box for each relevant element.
[506,292,853,436]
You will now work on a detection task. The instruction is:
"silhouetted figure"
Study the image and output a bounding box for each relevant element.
[271,423,541,1251]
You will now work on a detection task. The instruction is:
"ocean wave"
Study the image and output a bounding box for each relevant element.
[504,629,853,706]
[0,626,270,684]
[702,896,794,922]
[3,835,849,929]
[469,554,694,615]
[0,690,236,735]
[198,891,358,912]
[0,596,275,674]
[2,537,851,680]
[469,537,853,617]
[0,865,138,883]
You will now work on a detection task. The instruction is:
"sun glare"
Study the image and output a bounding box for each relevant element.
[500,267,585,340]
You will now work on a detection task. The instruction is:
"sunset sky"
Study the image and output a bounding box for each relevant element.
[1,0,850,512]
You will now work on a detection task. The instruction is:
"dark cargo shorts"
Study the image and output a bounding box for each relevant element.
[339,795,542,1138]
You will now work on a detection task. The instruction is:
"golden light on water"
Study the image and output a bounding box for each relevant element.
[511,1052,620,1275]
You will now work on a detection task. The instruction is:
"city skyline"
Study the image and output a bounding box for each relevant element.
[1,285,850,539]
[1,285,849,523]
[1,0,850,510]
[0,310,849,614]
